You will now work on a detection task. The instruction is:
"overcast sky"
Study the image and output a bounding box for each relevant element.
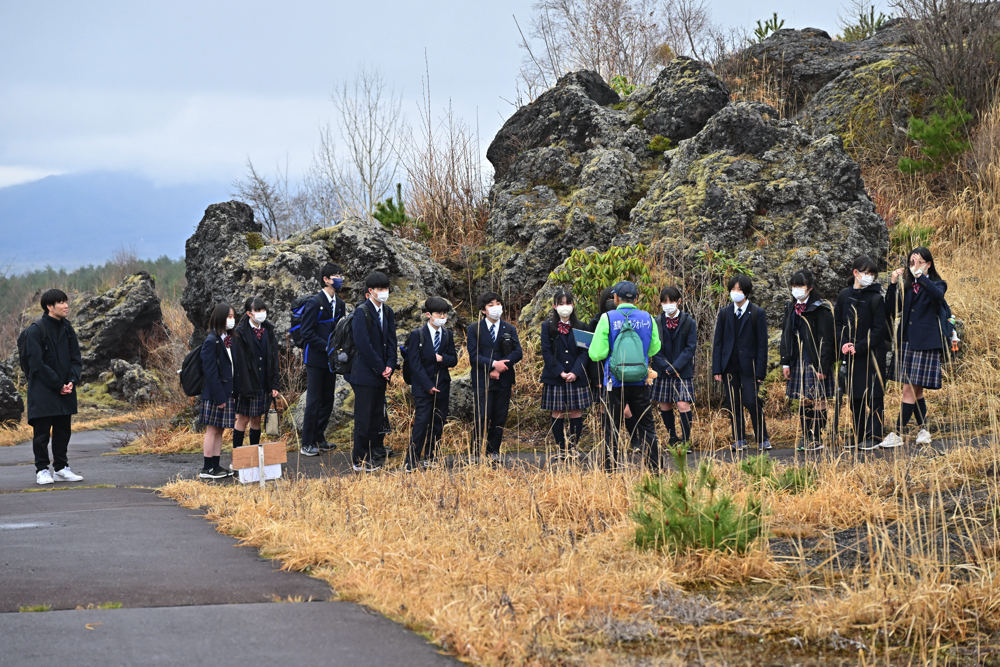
[0,0,848,191]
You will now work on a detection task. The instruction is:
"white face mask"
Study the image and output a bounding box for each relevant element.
[555,304,574,318]
[909,266,923,278]
[252,311,267,324]
[858,274,875,288]
[662,303,678,316]
[791,287,808,301]
[225,318,235,331]
[730,291,744,304]
[374,290,389,303]
[486,305,503,320]
[432,316,447,327]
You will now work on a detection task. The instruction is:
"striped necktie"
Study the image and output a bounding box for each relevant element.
[490,323,497,343]
[434,328,440,352]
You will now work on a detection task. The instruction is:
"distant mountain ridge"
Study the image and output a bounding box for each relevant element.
[0,171,229,272]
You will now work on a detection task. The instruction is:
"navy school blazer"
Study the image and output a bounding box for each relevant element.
[711,302,768,380]
[466,319,523,389]
[406,325,458,396]
[885,275,948,351]
[299,291,345,369]
[651,311,697,379]
[539,320,589,387]
[200,331,235,405]
[347,300,398,387]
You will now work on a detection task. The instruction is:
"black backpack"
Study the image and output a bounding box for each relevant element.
[327,305,373,375]
[288,294,316,348]
[17,319,47,378]
[179,337,221,397]
[400,329,425,385]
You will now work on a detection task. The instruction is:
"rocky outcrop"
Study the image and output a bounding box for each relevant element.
[181,201,456,348]
[106,359,160,405]
[287,382,353,439]
[0,371,24,424]
[74,272,164,381]
[484,58,730,308]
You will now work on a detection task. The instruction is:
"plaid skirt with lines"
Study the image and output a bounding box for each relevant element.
[199,398,235,429]
[785,362,835,400]
[649,376,696,404]
[235,390,268,417]
[893,341,942,389]
[541,383,593,411]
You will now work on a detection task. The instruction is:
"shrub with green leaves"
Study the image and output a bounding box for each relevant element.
[549,245,658,322]
[647,135,673,153]
[610,75,636,98]
[750,13,785,43]
[739,454,817,494]
[838,5,891,42]
[898,93,971,174]
[373,183,411,230]
[632,446,764,554]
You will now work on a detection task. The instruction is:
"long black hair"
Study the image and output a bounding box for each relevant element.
[547,289,586,330]
[789,269,823,301]
[902,246,942,289]
[208,303,234,337]
[596,286,616,317]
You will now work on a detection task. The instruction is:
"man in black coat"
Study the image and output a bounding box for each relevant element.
[298,263,346,456]
[24,289,84,485]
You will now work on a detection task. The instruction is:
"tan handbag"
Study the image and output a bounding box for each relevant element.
[264,397,280,437]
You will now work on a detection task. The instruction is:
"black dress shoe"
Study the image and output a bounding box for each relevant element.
[300,444,319,457]
[317,442,336,453]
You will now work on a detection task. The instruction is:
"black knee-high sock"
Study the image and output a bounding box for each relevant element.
[203,456,212,471]
[248,428,261,445]
[898,402,915,430]
[813,409,827,443]
[915,398,927,426]
[210,455,220,470]
[551,417,566,450]
[679,411,693,444]
[660,409,677,438]
[232,429,245,449]
[800,407,811,442]
[568,417,583,449]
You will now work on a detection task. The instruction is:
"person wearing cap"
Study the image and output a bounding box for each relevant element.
[589,281,661,472]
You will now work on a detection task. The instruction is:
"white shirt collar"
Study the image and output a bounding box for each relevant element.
[734,301,749,313]
[322,289,335,304]
[426,322,441,336]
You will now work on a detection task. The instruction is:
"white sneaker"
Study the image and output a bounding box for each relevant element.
[879,432,904,449]
[52,467,83,482]
[916,429,932,445]
[36,469,54,485]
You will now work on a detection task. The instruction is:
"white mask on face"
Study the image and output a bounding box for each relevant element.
[225,318,235,331]
[909,266,923,278]
[486,305,503,320]
[253,311,267,324]
[859,274,875,288]
[662,303,678,316]
[791,287,808,301]
[374,290,389,303]
[555,304,574,318]
[730,291,744,304]
[432,316,447,327]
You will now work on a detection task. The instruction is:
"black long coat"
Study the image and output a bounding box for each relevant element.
[25,315,82,422]
[779,299,836,376]
[233,318,279,397]
[835,284,888,398]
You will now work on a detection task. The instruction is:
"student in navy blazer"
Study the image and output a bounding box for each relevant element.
[711,274,771,452]
[404,297,458,471]
[298,263,346,457]
[199,303,236,479]
[467,291,523,459]
[347,271,398,471]
[540,289,592,458]
[880,246,948,449]
[650,286,697,450]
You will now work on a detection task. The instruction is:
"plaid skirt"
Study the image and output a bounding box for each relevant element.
[200,398,235,429]
[235,390,268,417]
[786,362,835,400]
[893,341,942,389]
[541,383,593,411]
[650,376,696,404]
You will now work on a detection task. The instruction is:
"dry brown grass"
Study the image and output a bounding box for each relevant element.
[0,405,172,448]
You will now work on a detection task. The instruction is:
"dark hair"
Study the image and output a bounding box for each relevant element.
[424,297,450,314]
[596,286,616,317]
[40,289,68,314]
[319,263,344,285]
[903,246,942,289]
[852,255,879,276]
[208,303,234,336]
[239,296,266,326]
[727,274,753,299]
[547,289,585,330]
[789,269,822,300]
[365,271,391,291]
[659,286,681,303]
[477,291,503,313]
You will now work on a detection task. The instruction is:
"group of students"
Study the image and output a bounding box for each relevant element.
[190,245,949,479]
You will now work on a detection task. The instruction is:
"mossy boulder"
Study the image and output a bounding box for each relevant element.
[0,370,24,424]
[106,359,161,405]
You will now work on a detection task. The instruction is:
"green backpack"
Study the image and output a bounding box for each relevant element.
[608,314,649,384]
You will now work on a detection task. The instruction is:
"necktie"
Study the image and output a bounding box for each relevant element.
[490,324,497,343]
[794,302,807,316]
[434,328,440,352]
[665,317,678,330]
[557,321,571,335]
[913,282,921,295]
[377,307,383,328]
[223,334,232,348]
[736,308,743,319]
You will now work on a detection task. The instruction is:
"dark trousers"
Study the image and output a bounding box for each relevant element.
[302,366,337,447]
[721,371,769,443]
[32,415,72,472]
[408,388,449,466]
[351,383,386,465]
[604,385,660,471]
[850,394,884,444]
[472,383,511,455]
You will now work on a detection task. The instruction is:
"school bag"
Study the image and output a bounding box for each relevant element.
[326,305,373,375]
[179,346,207,397]
[16,319,47,378]
[287,294,317,348]
[608,313,649,384]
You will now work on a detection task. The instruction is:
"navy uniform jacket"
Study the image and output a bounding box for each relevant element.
[467,319,523,390]
[539,320,589,387]
[711,302,768,380]
[300,291,346,369]
[233,318,279,397]
[406,325,458,396]
[779,299,835,375]
[347,300,398,387]
[200,331,234,405]
[651,311,697,379]
[835,284,888,397]
[885,275,948,351]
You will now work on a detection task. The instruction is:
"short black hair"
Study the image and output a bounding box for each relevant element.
[40,289,68,314]
[208,303,234,336]
[424,297,450,314]
[852,255,878,275]
[659,286,681,303]
[477,291,502,313]
[727,274,753,298]
[243,296,266,313]
[319,263,344,284]
[789,269,822,299]
[365,271,391,290]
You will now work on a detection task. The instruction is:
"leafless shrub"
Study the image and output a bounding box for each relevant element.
[97,243,140,292]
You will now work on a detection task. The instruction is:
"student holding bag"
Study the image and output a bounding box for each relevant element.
[199,303,236,479]
[880,247,947,448]
[233,297,280,449]
[540,289,592,460]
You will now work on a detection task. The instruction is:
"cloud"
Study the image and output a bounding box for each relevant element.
[0,166,62,188]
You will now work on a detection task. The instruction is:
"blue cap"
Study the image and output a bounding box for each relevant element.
[613,281,637,299]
